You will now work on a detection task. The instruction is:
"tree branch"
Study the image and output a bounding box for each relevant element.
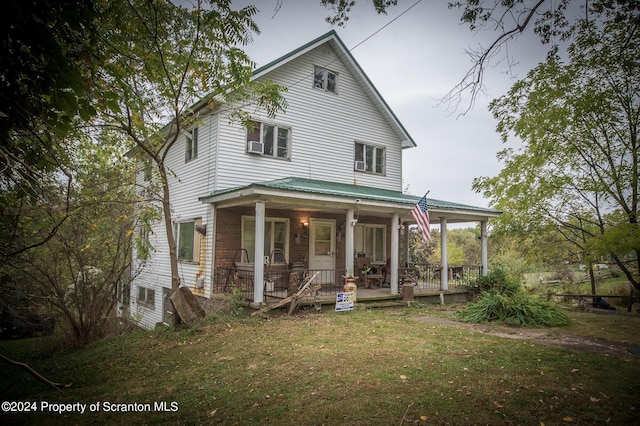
[0,353,71,392]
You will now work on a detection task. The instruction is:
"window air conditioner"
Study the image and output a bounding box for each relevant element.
[354,160,366,171]
[247,140,263,154]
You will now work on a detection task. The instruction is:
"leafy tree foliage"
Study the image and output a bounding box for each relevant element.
[407,227,486,266]
[97,0,287,324]
[0,0,103,191]
[2,133,136,347]
[474,10,640,291]
[320,0,398,25]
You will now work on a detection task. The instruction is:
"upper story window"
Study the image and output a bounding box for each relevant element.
[185,127,198,163]
[314,66,338,93]
[246,121,290,159]
[142,158,152,181]
[136,226,151,260]
[354,142,385,175]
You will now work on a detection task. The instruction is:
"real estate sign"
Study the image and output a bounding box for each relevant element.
[335,292,355,312]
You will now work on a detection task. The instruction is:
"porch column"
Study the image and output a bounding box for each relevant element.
[253,201,266,304]
[481,220,488,276]
[440,217,448,291]
[345,210,355,276]
[209,205,217,298]
[390,213,400,294]
[402,222,409,267]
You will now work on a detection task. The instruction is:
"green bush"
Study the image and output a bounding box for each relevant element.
[468,267,521,295]
[455,292,571,327]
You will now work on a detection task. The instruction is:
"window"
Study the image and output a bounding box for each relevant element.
[185,127,198,162]
[143,158,152,181]
[174,219,202,263]
[136,226,152,260]
[354,142,385,174]
[242,216,289,263]
[314,66,338,93]
[137,286,155,309]
[246,121,290,159]
[354,224,386,263]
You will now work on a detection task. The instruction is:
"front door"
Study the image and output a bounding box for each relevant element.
[309,219,336,283]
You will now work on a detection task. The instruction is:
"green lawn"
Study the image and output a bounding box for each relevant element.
[1,306,639,425]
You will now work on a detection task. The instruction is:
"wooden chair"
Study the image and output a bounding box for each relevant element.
[355,257,383,289]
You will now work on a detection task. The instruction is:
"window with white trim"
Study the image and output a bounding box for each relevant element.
[142,158,152,181]
[246,121,290,159]
[241,216,289,263]
[354,224,386,263]
[136,226,152,260]
[174,219,202,263]
[137,286,155,309]
[185,127,198,163]
[314,66,338,93]
[354,142,385,174]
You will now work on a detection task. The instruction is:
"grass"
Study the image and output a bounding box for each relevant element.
[1,306,639,425]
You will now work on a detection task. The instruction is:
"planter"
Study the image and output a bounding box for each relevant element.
[342,276,358,301]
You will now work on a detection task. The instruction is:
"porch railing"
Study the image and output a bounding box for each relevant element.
[213,264,481,302]
[400,264,481,290]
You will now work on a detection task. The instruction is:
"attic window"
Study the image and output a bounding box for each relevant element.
[314,66,337,93]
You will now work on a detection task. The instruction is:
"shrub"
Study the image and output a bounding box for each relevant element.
[467,267,521,296]
[455,292,571,327]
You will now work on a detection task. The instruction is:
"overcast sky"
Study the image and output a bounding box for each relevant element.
[234,0,552,209]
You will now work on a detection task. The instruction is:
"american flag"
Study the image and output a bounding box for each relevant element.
[411,194,431,244]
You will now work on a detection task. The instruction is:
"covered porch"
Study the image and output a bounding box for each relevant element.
[200,177,501,306]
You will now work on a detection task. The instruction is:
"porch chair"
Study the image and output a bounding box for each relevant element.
[355,257,383,289]
[265,248,290,297]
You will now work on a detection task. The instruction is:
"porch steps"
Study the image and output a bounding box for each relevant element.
[354,300,407,310]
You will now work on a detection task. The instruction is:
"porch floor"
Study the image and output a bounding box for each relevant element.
[259,285,469,310]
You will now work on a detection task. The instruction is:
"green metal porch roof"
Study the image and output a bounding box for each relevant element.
[205,177,501,216]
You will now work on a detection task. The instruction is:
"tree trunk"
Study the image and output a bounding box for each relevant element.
[589,264,598,308]
[159,164,181,326]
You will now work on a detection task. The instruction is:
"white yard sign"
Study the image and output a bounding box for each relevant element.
[335,292,355,312]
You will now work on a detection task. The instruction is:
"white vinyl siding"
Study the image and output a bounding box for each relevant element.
[212,46,403,193]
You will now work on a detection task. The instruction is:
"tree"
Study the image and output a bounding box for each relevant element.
[98,0,286,325]
[0,0,101,142]
[473,11,640,292]
[319,1,639,112]
[3,133,136,347]
[319,0,398,25]
[0,1,107,266]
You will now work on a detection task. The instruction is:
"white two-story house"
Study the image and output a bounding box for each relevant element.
[130,31,500,329]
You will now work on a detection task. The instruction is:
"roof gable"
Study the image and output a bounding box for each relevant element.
[251,30,416,149]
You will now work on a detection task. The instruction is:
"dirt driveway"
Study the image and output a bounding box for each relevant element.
[409,313,640,358]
